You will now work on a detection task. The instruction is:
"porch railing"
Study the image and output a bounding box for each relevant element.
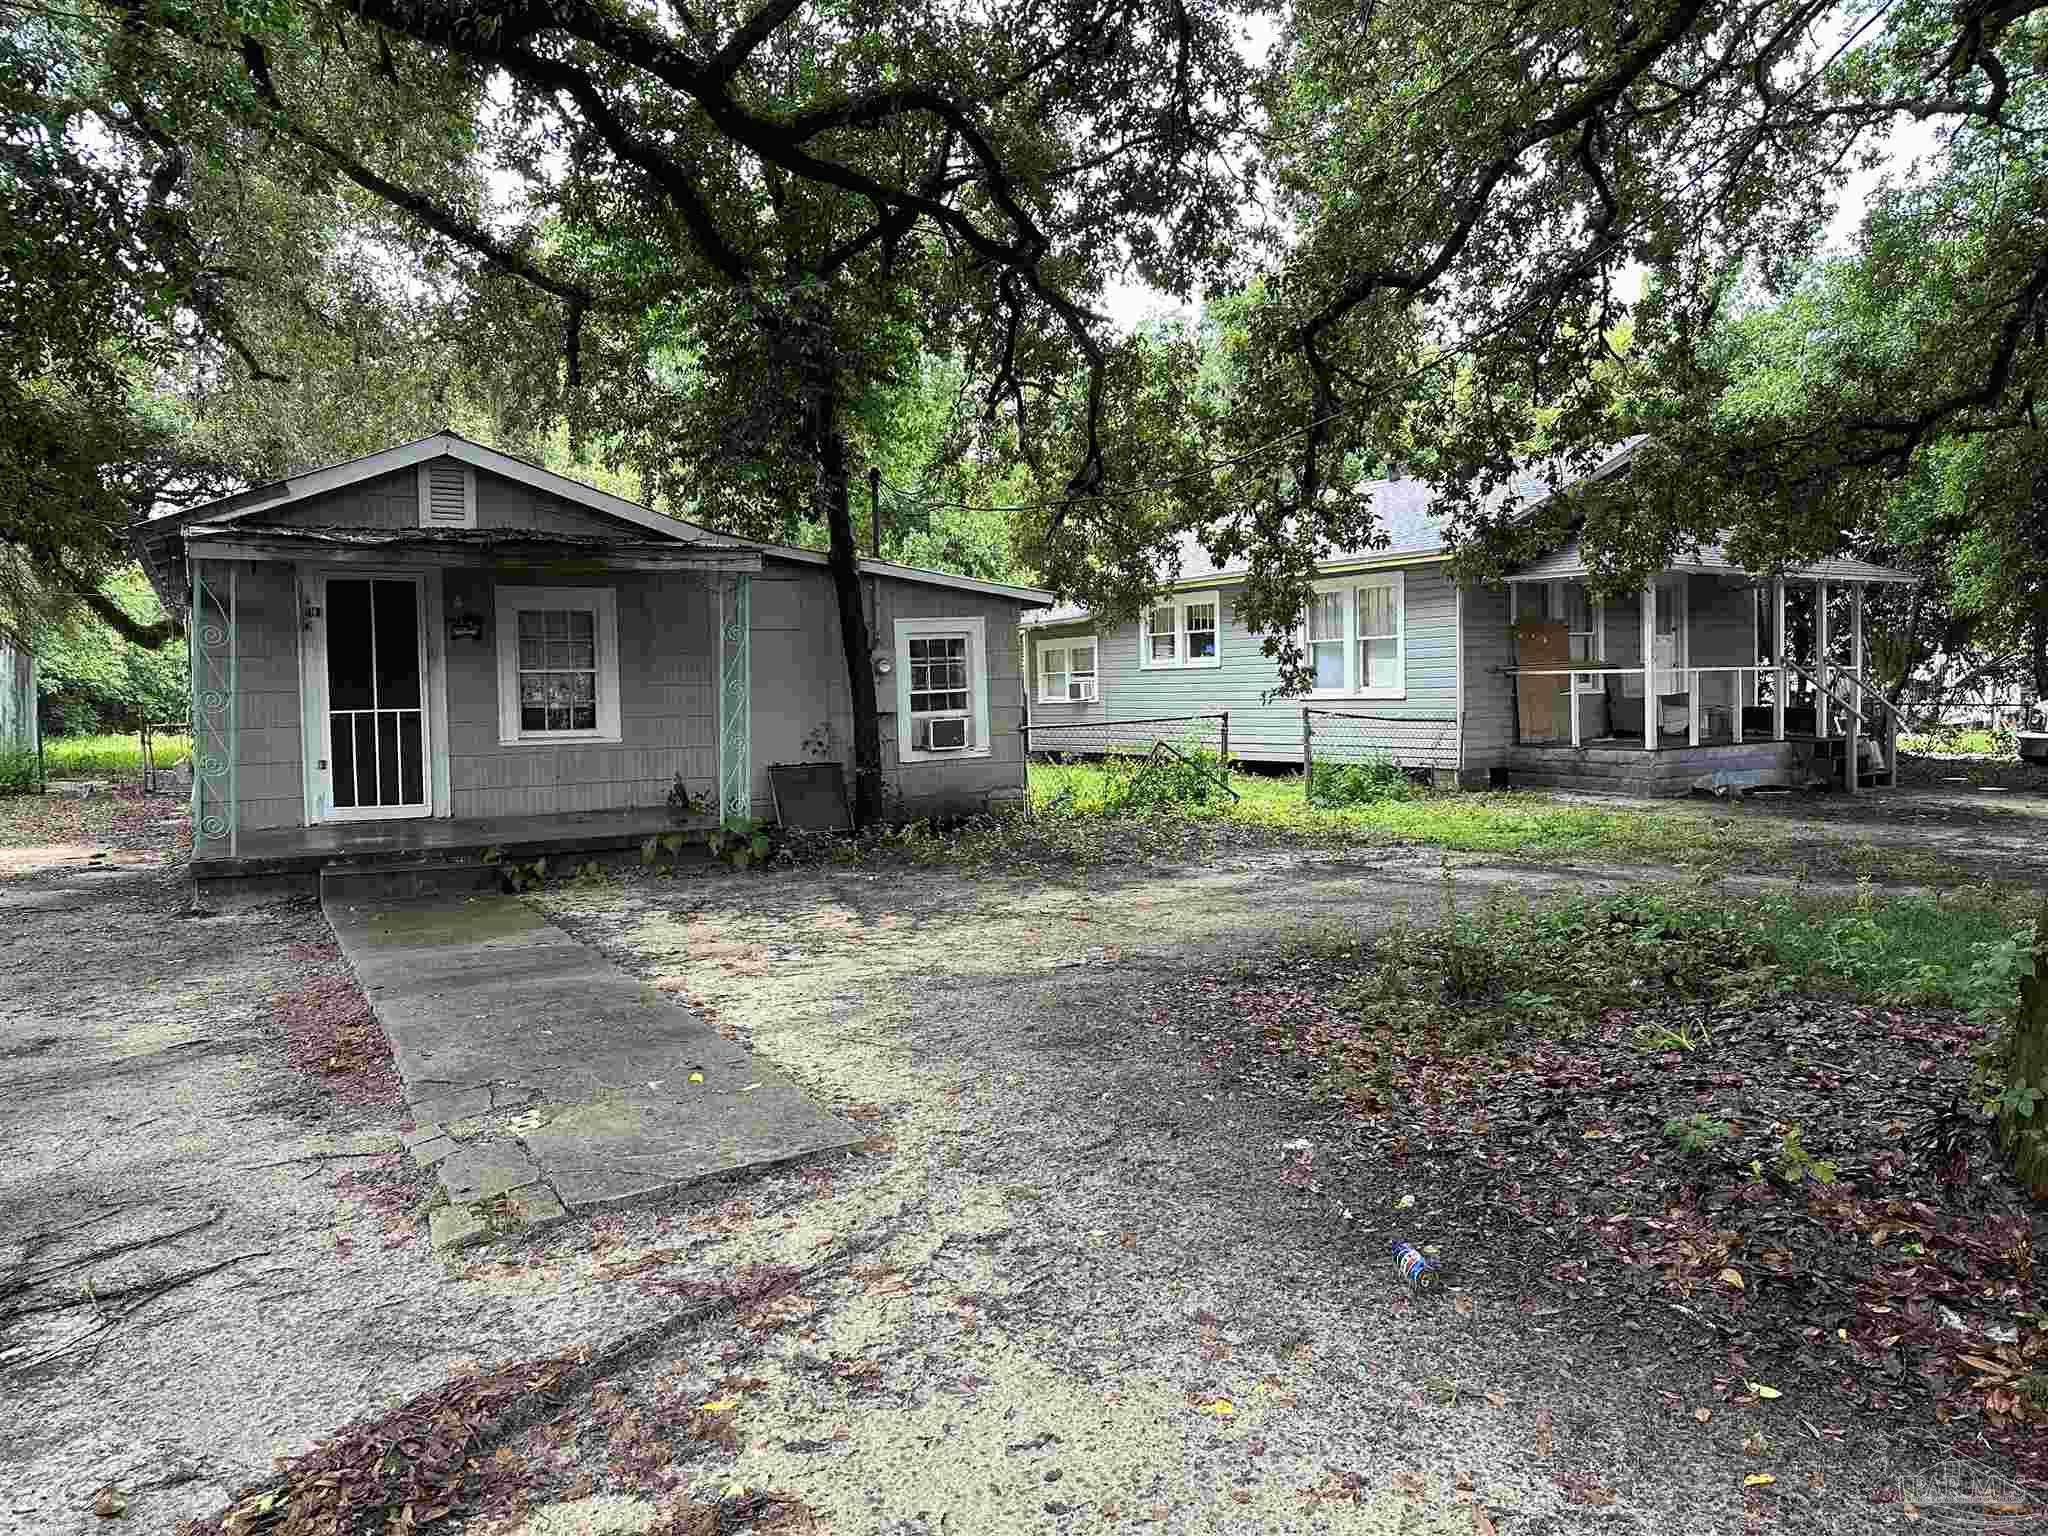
[1510,662,1893,763]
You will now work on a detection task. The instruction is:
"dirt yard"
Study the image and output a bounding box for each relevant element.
[1,786,2042,1536]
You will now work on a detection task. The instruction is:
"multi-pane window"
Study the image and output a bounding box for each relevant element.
[1038,641,1098,703]
[495,586,620,743]
[1303,574,1405,696]
[1562,582,1603,691]
[517,609,599,732]
[896,617,990,759]
[1139,595,1224,669]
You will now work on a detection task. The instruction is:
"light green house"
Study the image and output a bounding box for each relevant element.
[1025,444,1915,796]
[131,433,1047,894]
[0,630,35,762]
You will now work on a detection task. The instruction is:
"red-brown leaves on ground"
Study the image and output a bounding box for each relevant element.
[275,946,402,1111]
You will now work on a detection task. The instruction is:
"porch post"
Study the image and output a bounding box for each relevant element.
[1772,578,1786,742]
[1852,581,1868,789]
[1689,670,1701,747]
[189,559,239,857]
[1641,580,1657,750]
[717,574,753,825]
[1815,580,1831,739]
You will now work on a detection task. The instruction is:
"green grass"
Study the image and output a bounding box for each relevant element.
[1028,758,1811,867]
[1280,876,2036,1064]
[1898,726,2016,759]
[38,733,191,779]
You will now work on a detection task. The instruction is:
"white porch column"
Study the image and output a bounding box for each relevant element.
[1815,580,1831,739]
[1772,578,1787,742]
[1641,580,1658,749]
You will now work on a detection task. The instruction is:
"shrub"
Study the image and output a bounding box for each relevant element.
[1309,756,1417,806]
[1099,741,1227,814]
[0,748,38,795]
[1664,1113,1733,1156]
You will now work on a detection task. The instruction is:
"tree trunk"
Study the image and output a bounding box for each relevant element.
[809,373,885,826]
[1998,900,2048,1199]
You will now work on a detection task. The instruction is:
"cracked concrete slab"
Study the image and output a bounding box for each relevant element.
[323,891,859,1242]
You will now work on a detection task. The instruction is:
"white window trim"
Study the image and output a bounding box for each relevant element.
[416,460,477,529]
[1557,580,1605,693]
[1035,635,1099,704]
[895,615,992,763]
[494,585,623,745]
[1137,592,1224,670]
[1301,571,1407,699]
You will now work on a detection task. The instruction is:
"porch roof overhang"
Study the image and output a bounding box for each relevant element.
[1502,537,1915,586]
[175,524,763,597]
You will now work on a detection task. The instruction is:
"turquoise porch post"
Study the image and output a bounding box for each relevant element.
[718,574,752,824]
[188,559,239,856]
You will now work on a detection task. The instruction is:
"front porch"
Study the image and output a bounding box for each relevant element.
[1503,556,1910,796]
[190,806,722,897]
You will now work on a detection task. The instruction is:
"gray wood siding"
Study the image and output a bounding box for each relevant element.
[1032,563,1462,762]
[1459,582,1515,780]
[216,560,306,830]
[444,568,715,818]
[743,560,1031,819]
[265,463,636,538]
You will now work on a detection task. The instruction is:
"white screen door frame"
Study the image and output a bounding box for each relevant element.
[302,569,435,822]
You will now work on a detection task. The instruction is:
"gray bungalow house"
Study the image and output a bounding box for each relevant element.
[1025,445,1915,796]
[133,433,1047,893]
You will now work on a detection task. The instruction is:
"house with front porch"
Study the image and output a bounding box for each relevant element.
[132,433,1048,895]
[1024,444,1915,796]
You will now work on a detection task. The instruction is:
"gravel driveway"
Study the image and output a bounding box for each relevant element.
[2,792,2022,1534]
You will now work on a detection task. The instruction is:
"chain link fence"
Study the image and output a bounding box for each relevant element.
[1302,708,1459,772]
[1024,713,1229,761]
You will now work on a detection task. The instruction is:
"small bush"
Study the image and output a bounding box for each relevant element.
[1664,1113,1733,1156]
[0,748,38,795]
[1098,741,1227,814]
[1310,757,1417,807]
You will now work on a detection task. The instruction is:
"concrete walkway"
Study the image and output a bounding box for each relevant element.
[323,891,857,1249]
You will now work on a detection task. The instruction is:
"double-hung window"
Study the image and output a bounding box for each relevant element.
[1139,595,1222,670]
[895,616,991,760]
[1562,582,1604,692]
[1302,573,1406,698]
[1037,639,1098,703]
[495,586,622,744]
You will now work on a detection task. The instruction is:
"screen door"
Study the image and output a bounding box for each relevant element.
[323,576,428,817]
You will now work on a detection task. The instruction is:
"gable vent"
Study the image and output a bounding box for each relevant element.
[417,462,476,528]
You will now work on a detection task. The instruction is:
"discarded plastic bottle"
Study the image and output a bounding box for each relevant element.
[1391,1238,1441,1295]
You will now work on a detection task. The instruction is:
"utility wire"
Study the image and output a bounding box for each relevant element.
[875,0,1902,518]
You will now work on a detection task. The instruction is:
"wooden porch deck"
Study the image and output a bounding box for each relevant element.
[191,807,719,881]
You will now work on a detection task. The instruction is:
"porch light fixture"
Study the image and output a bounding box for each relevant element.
[448,605,487,643]
[871,644,893,675]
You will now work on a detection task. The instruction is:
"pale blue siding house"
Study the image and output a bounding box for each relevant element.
[1024,448,1915,796]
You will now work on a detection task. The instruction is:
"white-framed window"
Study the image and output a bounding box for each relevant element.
[895,615,991,761]
[1139,594,1222,669]
[1037,638,1098,703]
[417,460,476,529]
[494,585,622,744]
[1562,582,1605,692]
[1301,572,1406,698]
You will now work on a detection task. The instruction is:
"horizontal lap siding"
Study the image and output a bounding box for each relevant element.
[1053,565,1462,763]
[444,569,715,818]
[1460,583,1514,780]
[748,567,853,817]
[875,576,1030,813]
[222,561,306,831]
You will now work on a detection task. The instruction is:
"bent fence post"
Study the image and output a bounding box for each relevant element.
[1301,708,1314,802]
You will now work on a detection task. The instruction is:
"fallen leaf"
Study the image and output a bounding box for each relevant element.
[1454,1295,1474,1317]
[1744,1474,1776,1488]
[740,1082,762,1092]
[688,1071,705,1084]
[1747,1382,1782,1400]
[91,1491,128,1519]
[1484,1391,1507,1408]
[1718,1268,1745,1290]
[1694,1407,1712,1423]
[702,1398,737,1412]
[1198,1399,1235,1417]
[1472,1508,1498,1536]
[1396,1194,1416,1210]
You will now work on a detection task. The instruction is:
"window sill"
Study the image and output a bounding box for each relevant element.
[1137,657,1222,672]
[1308,688,1408,702]
[1035,696,1099,706]
[499,731,622,747]
[898,747,993,765]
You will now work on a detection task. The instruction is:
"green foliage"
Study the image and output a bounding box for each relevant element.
[1663,1113,1733,1157]
[706,819,776,872]
[1773,1124,1839,1186]
[32,568,188,736]
[1092,743,1229,815]
[0,748,38,795]
[1309,758,1418,807]
[1317,881,2029,1050]
[40,733,190,778]
[480,847,548,894]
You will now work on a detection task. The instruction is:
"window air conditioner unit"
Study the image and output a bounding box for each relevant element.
[926,717,969,751]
